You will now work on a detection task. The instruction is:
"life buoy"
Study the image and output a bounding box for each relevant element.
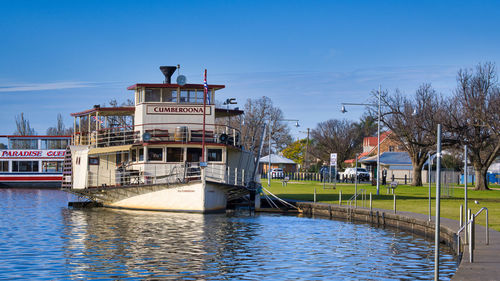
[219,134,228,143]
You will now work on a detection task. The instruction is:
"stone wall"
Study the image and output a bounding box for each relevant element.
[296,202,458,252]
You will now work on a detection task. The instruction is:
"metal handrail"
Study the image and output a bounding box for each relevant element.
[347,189,366,209]
[456,207,489,254]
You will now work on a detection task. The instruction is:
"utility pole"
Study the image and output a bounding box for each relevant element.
[305,128,310,171]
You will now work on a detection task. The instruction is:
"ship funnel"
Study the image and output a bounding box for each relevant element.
[159,66,177,84]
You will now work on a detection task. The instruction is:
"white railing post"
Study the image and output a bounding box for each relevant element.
[235,167,238,185]
[393,193,396,214]
[370,192,372,211]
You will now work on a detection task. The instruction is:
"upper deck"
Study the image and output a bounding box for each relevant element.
[70,66,243,149]
[0,135,71,150]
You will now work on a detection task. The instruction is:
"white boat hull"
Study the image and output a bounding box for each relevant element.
[104,181,228,213]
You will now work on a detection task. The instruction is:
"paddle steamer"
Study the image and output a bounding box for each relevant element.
[62,66,258,212]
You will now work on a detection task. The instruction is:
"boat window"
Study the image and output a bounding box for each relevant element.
[196,90,204,103]
[131,149,137,162]
[167,147,183,162]
[161,89,176,102]
[145,88,161,102]
[89,157,99,165]
[207,149,222,162]
[9,139,38,149]
[0,161,8,172]
[42,161,63,173]
[179,90,188,103]
[41,139,69,149]
[138,148,144,161]
[12,161,39,172]
[148,148,163,161]
[116,152,129,165]
[186,148,202,162]
[137,88,144,104]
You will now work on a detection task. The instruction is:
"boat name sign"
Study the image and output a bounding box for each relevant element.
[1,150,66,158]
[147,105,212,115]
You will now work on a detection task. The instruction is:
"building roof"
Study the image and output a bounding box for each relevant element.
[363,131,391,147]
[344,151,371,164]
[344,131,392,164]
[259,154,297,164]
[71,106,135,117]
[360,151,412,166]
[127,83,225,91]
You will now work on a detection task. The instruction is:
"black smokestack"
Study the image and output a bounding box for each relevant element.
[159,66,177,84]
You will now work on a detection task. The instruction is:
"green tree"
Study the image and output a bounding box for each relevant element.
[282,138,309,167]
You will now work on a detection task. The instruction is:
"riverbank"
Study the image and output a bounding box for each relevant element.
[262,187,500,280]
[265,181,500,231]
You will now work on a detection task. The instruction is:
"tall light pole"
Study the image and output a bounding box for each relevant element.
[267,119,300,187]
[341,86,383,195]
[434,124,442,281]
[299,128,311,171]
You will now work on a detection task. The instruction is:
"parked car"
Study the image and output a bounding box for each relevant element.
[342,167,370,182]
[270,168,284,179]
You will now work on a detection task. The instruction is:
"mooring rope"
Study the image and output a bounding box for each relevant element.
[261,186,298,210]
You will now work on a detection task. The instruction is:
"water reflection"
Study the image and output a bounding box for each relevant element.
[0,189,458,280]
[60,208,264,279]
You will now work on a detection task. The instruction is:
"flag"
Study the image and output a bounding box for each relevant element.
[92,115,104,127]
[204,69,210,105]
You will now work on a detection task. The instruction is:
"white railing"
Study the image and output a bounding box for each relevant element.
[86,162,249,188]
[74,123,241,148]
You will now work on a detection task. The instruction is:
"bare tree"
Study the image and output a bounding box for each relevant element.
[105,98,134,128]
[310,119,361,169]
[46,114,73,135]
[232,96,292,155]
[378,84,444,186]
[14,113,36,135]
[444,62,500,190]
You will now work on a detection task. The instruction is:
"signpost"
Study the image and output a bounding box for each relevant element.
[330,153,337,189]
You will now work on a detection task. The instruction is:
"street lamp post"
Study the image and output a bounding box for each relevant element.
[267,119,300,187]
[341,86,383,195]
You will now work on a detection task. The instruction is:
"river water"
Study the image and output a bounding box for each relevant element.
[0,189,458,280]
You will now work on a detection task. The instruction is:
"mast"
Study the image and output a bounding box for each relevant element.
[202,69,207,163]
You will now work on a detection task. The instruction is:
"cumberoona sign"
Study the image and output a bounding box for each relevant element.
[146,105,212,115]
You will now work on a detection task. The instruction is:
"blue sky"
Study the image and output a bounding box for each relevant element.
[1,0,499,139]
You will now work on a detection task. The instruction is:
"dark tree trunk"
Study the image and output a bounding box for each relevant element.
[412,163,424,186]
[474,166,490,190]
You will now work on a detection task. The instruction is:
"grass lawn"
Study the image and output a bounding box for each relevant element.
[264,180,500,231]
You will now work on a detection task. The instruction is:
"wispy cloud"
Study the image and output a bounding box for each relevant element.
[0,81,127,93]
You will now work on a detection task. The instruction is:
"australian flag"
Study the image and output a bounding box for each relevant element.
[204,69,210,105]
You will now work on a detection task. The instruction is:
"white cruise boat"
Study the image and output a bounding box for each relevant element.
[62,66,259,213]
[0,135,71,188]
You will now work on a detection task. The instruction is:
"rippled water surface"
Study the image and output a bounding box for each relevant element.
[0,189,458,280]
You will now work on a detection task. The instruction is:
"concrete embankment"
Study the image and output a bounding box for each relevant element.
[293,202,500,281]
